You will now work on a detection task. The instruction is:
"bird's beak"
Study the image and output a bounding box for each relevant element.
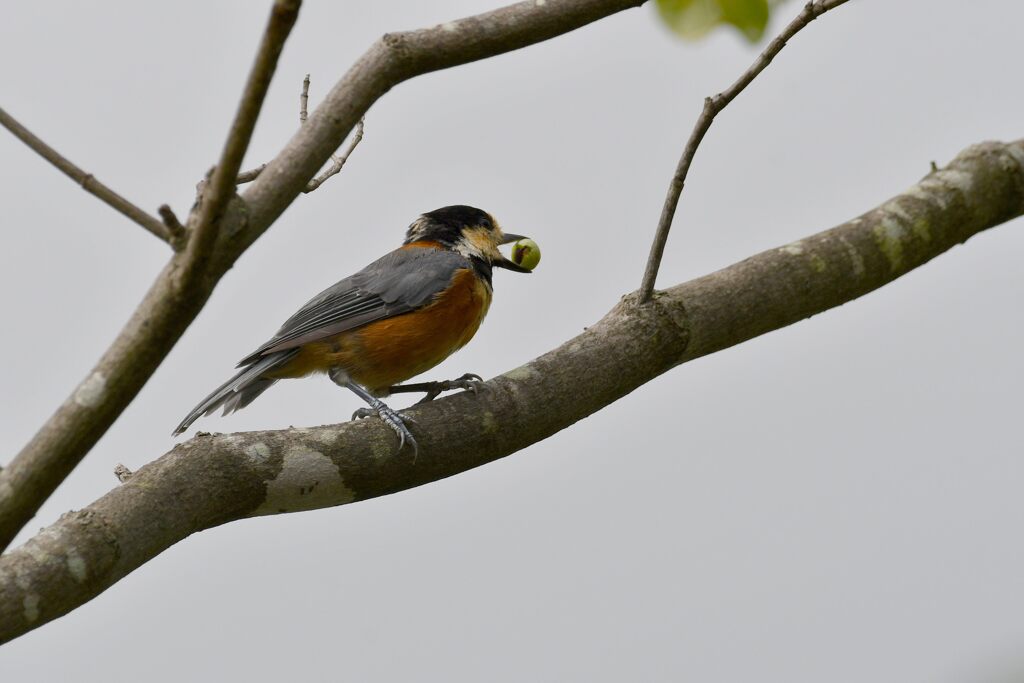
[499,232,527,245]
[496,233,532,273]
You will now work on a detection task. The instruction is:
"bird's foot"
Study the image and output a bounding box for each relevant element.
[387,373,485,403]
[417,373,484,403]
[351,400,418,456]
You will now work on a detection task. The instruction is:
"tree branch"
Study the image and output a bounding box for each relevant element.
[2,138,1021,644]
[639,0,851,303]
[0,0,652,552]
[181,0,301,281]
[303,118,364,193]
[0,106,175,245]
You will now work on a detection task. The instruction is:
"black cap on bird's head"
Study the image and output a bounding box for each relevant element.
[405,205,531,273]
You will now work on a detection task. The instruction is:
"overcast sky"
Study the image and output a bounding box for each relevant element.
[2,1,1024,681]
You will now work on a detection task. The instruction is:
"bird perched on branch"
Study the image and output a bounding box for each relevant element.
[173,205,533,454]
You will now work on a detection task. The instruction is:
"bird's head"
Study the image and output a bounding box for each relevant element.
[404,205,532,273]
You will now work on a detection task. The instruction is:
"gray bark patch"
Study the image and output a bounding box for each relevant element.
[253,446,355,515]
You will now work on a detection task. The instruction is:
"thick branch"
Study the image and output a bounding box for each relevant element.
[639,0,850,302]
[0,0,635,551]
[2,139,1021,644]
[0,106,174,245]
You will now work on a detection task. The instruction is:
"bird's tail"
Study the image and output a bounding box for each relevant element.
[172,349,299,436]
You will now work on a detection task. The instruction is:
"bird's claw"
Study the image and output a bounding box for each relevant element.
[417,372,485,403]
[352,404,418,457]
[450,372,484,393]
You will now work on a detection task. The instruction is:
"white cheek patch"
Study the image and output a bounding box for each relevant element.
[457,228,496,260]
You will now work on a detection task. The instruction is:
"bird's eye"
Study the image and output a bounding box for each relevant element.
[479,216,492,230]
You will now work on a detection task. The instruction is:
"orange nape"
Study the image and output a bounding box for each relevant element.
[265,267,492,395]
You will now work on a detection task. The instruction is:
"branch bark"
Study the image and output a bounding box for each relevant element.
[2,138,1021,644]
[0,0,646,552]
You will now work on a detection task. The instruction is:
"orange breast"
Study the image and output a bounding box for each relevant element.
[268,267,492,394]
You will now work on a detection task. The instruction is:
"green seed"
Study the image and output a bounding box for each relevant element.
[511,238,541,270]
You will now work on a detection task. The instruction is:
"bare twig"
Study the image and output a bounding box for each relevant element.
[236,74,311,185]
[182,0,302,279]
[236,74,365,192]
[156,204,187,250]
[304,118,364,193]
[0,0,645,554]
[638,0,851,303]
[235,164,267,183]
[235,76,307,184]
[3,138,1023,643]
[299,73,310,123]
[0,106,172,244]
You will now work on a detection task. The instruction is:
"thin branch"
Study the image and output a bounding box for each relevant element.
[303,118,364,193]
[236,75,366,192]
[299,73,310,124]
[2,138,1022,644]
[236,74,310,184]
[181,0,302,278]
[638,0,851,303]
[0,106,172,244]
[0,0,649,553]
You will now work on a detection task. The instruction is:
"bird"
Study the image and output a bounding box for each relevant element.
[173,205,532,455]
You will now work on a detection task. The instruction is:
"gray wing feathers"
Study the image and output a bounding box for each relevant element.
[237,248,467,366]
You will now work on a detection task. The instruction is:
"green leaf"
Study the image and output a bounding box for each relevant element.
[720,0,770,41]
[656,0,772,43]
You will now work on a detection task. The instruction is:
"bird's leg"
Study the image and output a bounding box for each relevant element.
[330,368,417,456]
[386,373,484,404]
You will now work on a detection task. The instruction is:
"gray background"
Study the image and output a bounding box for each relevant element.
[2,1,1023,680]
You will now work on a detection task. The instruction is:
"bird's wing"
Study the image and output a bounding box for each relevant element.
[236,247,469,367]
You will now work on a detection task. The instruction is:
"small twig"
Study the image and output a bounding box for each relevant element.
[182,0,301,277]
[0,106,172,245]
[234,74,310,185]
[157,204,187,250]
[236,164,268,183]
[113,464,134,483]
[304,118,365,193]
[236,76,365,192]
[299,73,310,124]
[638,0,851,303]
